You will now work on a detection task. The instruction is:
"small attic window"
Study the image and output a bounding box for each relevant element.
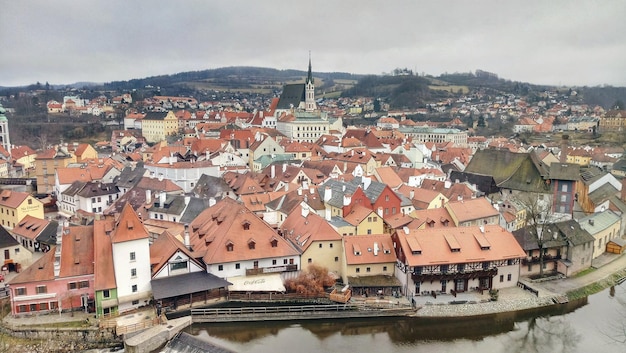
[127,220,134,229]
[248,239,256,250]
[242,220,251,230]
[271,239,278,248]
[226,242,234,252]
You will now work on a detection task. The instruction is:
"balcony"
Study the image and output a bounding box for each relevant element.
[412,267,498,282]
[522,254,562,265]
[246,264,298,276]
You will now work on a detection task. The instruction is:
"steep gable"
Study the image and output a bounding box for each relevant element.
[111,204,150,243]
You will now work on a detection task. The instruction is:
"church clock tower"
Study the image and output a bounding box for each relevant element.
[304,53,317,112]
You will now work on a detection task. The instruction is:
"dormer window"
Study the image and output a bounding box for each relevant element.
[271,239,278,248]
[248,239,256,250]
[226,242,234,252]
[242,220,251,230]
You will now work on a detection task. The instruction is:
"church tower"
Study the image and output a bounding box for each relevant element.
[304,53,317,112]
[0,104,10,155]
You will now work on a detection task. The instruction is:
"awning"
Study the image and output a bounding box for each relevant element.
[227,274,286,292]
[151,271,231,300]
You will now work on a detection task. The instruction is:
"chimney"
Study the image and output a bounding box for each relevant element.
[209,197,216,207]
[444,180,451,189]
[324,186,332,202]
[184,224,191,250]
[301,205,310,218]
[282,163,287,173]
[159,192,166,206]
[409,189,415,199]
[377,207,383,217]
[343,193,352,206]
[271,164,275,178]
[373,242,379,256]
[560,134,569,163]
[325,208,331,221]
[302,180,309,190]
[362,176,372,190]
[145,189,152,204]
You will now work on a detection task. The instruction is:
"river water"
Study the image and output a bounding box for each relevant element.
[180,281,626,353]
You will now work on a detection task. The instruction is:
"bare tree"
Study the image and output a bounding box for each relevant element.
[517,192,561,277]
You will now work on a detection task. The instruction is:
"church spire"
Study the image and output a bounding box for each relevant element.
[306,51,313,85]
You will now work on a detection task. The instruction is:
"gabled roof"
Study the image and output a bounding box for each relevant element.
[93,219,116,290]
[12,215,57,244]
[579,210,621,234]
[549,163,580,181]
[110,204,150,243]
[9,248,56,284]
[59,225,95,277]
[446,198,498,223]
[344,205,376,226]
[281,206,342,252]
[0,190,31,209]
[0,226,18,248]
[276,84,305,110]
[188,198,299,265]
[398,225,526,267]
[149,231,203,276]
[192,174,234,199]
[343,234,396,265]
[464,149,548,193]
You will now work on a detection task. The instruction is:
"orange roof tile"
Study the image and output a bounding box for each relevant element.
[343,234,396,265]
[111,204,150,243]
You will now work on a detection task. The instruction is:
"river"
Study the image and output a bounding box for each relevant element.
[179,281,626,353]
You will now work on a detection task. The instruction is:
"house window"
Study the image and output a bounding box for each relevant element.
[79,281,89,288]
[28,199,32,205]
[254,261,259,268]
[17,305,27,313]
[130,252,136,261]
[132,285,137,293]
[39,302,49,310]
[170,261,187,271]
[507,274,512,281]
[330,243,333,248]
[226,244,234,252]
[385,195,389,201]
[68,282,77,290]
[319,243,322,248]
[561,184,568,192]
[289,258,294,265]
[308,258,312,263]
[366,267,371,273]
[235,263,240,269]
[272,259,277,265]
[367,229,372,234]
[284,259,288,265]
[271,239,278,248]
[500,275,504,282]
[248,242,255,250]
[441,264,449,273]
[131,268,137,278]
[132,300,139,305]
[383,266,387,271]
[218,265,223,271]
[36,285,47,294]
[356,268,360,273]
[103,290,110,298]
[335,257,339,262]
[15,287,26,296]
[392,207,396,214]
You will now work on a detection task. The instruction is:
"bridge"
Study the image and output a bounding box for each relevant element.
[190,303,413,323]
[0,178,36,186]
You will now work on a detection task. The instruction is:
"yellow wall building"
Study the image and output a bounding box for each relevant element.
[0,190,44,229]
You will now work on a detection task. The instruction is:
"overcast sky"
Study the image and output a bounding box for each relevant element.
[2,0,625,88]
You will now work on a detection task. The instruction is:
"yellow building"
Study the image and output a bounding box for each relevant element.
[73,143,98,162]
[344,205,385,235]
[0,190,44,229]
[34,146,76,194]
[579,210,622,260]
[341,234,399,295]
[141,111,179,143]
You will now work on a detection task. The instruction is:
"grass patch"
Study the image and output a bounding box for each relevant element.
[574,267,596,278]
[567,270,626,301]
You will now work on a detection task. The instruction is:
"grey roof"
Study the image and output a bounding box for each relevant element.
[552,220,595,246]
[192,174,234,199]
[579,210,621,234]
[150,195,187,216]
[328,216,353,229]
[580,166,606,185]
[588,183,619,205]
[351,176,387,203]
[0,226,18,248]
[151,271,231,300]
[612,159,626,172]
[143,112,169,121]
[276,84,305,110]
[512,226,567,251]
[36,221,59,246]
[62,180,87,196]
[319,179,360,208]
[116,165,147,190]
[549,163,580,181]
[255,155,299,170]
[77,182,120,198]
[179,197,215,224]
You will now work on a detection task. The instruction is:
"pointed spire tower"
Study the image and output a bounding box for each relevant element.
[0,104,10,157]
[304,52,317,112]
